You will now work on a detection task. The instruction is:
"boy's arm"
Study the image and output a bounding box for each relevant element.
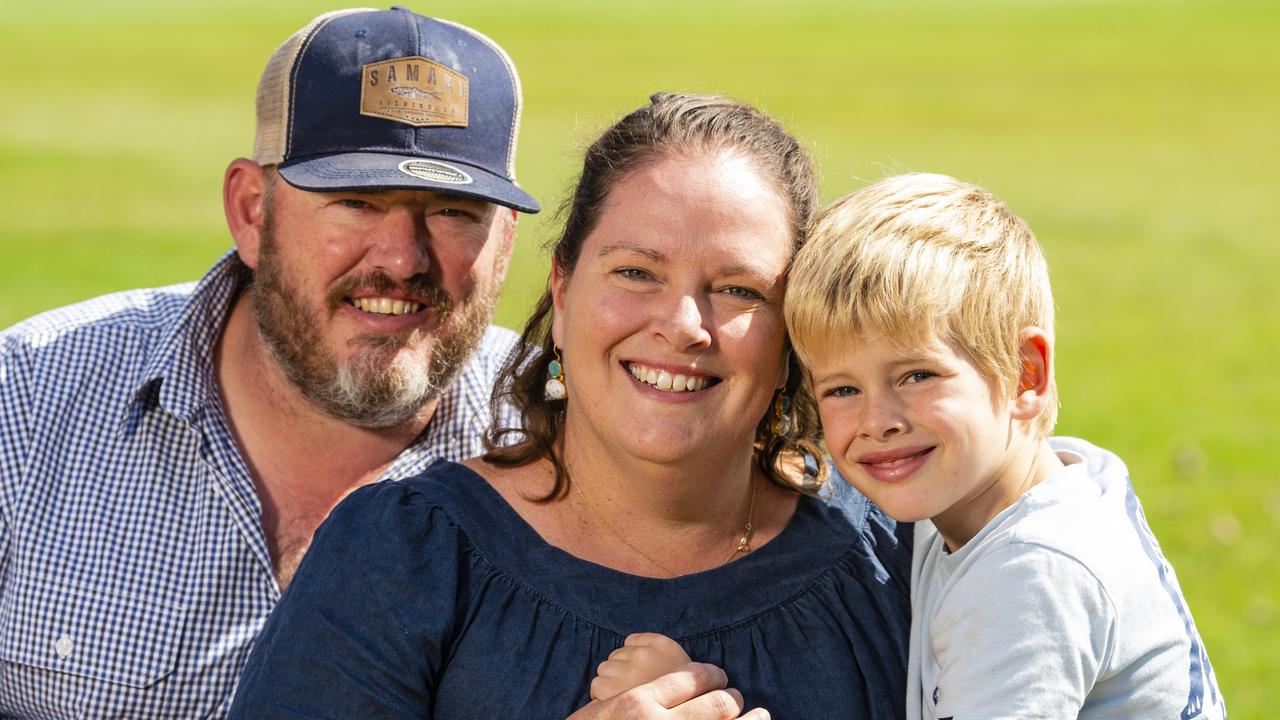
[591,633,693,702]
[927,544,1114,718]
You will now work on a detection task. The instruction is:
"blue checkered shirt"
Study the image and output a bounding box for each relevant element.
[0,252,518,718]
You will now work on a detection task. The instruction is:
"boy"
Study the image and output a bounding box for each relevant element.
[783,173,1224,718]
[591,173,1226,717]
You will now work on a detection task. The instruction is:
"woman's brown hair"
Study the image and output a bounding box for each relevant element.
[484,92,825,499]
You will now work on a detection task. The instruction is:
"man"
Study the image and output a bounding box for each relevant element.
[0,8,538,717]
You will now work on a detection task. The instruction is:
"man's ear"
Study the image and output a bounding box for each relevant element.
[1012,326,1053,421]
[502,208,518,256]
[223,159,268,269]
[491,209,520,285]
[549,260,568,347]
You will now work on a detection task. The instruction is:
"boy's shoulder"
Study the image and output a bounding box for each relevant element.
[995,437,1145,578]
[915,438,1225,719]
[921,436,1177,635]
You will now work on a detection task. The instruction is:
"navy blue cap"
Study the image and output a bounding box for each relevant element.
[252,7,539,213]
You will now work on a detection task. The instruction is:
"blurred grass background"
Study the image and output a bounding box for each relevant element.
[1,0,1275,713]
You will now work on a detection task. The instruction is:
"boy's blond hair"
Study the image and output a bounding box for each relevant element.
[786,172,1058,435]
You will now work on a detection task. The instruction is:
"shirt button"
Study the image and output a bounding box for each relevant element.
[54,634,73,659]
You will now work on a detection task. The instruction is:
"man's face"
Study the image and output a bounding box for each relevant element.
[251,175,514,429]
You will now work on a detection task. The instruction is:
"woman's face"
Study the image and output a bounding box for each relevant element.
[551,149,792,467]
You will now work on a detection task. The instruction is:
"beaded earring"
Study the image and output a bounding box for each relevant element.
[544,348,567,400]
[770,392,793,436]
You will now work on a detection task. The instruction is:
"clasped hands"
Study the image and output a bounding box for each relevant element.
[567,633,770,720]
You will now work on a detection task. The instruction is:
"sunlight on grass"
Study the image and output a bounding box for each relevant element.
[2,0,1277,711]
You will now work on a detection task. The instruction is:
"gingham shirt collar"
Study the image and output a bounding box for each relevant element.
[121,252,247,431]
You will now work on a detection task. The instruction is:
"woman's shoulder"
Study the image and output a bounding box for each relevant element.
[343,459,507,523]
[806,470,912,552]
[314,461,505,571]
[788,469,914,592]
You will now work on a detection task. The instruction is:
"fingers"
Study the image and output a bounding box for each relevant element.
[589,673,627,702]
[669,688,744,720]
[574,664,767,720]
[624,632,672,647]
[627,633,690,659]
[632,662,728,707]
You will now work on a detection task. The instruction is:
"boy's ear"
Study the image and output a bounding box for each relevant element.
[1012,326,1053,421]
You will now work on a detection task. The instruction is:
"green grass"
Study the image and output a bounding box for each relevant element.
[2,0,1277,713]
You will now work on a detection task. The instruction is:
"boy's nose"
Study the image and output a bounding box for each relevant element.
[859,396,908,440]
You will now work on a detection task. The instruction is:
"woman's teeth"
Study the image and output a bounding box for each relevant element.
[351,297,422,316]
[628,363,710,392]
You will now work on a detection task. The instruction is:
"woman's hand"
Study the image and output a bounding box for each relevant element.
[569,662,770,719]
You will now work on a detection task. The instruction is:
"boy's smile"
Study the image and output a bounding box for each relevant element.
[810,329,1050,550]
[856,444,936,483]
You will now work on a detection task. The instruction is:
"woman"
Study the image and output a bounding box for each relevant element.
[230,93,910,719]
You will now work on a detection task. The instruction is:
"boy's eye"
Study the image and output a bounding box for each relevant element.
[904,370,936,384]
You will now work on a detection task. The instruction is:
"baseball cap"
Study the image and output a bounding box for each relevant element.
[252,6,540,213]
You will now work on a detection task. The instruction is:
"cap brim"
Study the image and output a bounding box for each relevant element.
[277,152,540,213]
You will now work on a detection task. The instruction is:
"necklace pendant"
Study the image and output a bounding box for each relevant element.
[735,536,750,554]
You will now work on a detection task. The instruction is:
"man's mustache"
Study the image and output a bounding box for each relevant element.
[328,271,453,319]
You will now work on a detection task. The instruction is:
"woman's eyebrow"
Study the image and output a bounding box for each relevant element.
[715,261,774,280]
[595,243,667,262]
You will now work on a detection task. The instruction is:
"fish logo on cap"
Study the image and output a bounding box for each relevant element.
[360,57,469,127]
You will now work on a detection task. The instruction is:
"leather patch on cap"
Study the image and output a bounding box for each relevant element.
[360,57,468,127]
[398,159,473,185]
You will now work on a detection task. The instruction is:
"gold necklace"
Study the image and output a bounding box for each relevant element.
[574,475,757,578]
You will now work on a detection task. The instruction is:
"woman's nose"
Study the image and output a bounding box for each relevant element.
[654,293,713,351]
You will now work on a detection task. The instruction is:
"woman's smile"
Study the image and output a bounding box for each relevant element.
[624,360,720,393]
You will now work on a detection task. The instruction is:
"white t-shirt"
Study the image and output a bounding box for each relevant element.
[906,437,1225,719]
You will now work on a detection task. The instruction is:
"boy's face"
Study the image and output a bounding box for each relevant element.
[809,329,1030,546]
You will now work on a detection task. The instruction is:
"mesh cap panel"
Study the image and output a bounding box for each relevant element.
[252,8,373,164]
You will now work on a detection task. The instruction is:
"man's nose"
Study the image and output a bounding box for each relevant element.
[365,206,430,279]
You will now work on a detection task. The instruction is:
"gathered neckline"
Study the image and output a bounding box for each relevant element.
[388,460,883,636]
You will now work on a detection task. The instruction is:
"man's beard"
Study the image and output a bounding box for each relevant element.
[251,213,500,430]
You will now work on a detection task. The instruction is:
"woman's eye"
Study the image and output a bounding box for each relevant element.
[615,267,651,281]
[824,386,859,398]
[723,286,764,301]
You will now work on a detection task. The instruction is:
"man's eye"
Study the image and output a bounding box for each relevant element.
[340,199,372,210]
